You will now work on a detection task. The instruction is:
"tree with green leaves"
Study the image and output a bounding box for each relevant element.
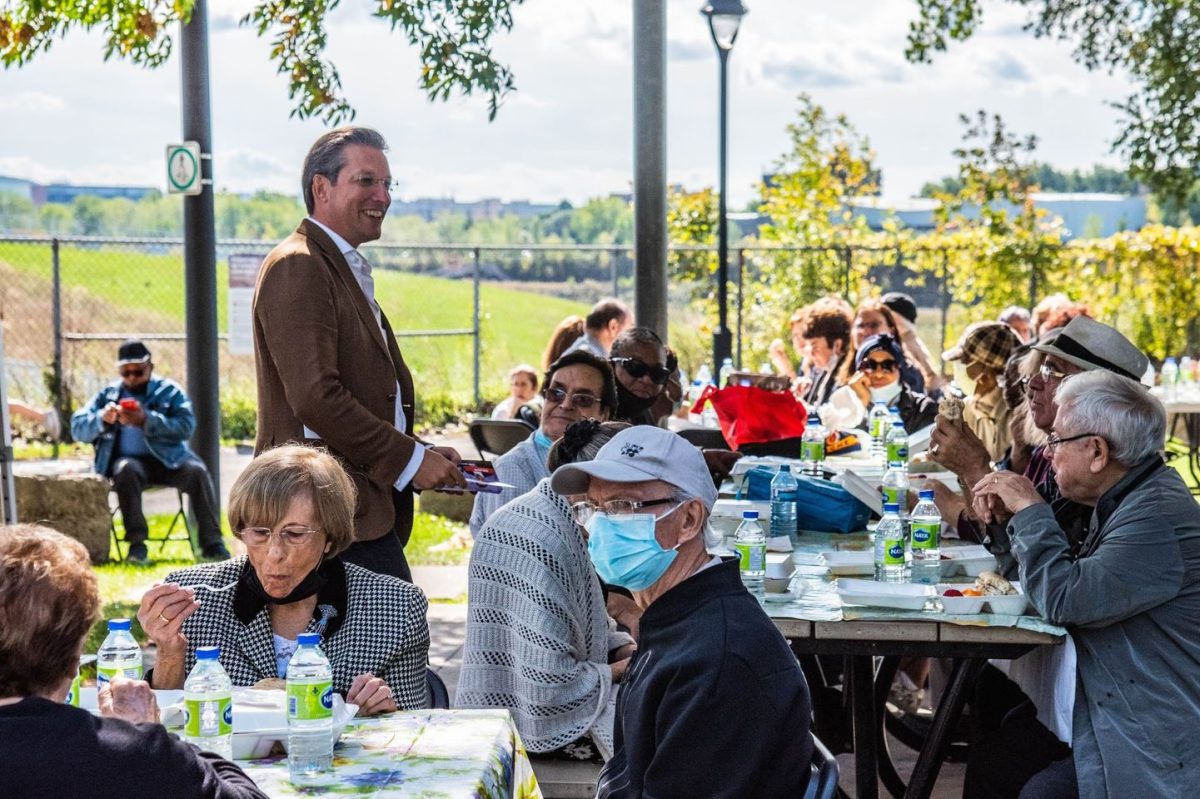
[0,0,525,122]
[906,0,1200,200]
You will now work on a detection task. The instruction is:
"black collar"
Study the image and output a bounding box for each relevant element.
[232,557,348,640]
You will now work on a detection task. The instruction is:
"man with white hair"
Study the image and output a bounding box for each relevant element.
[973,370,1200,798]
[551,426,811,798]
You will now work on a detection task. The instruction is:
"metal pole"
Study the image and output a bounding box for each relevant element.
[842,246,852,298]
[735,248,744,369]
[51,238,63,458]
[712,48,732,368]
[940,249,951,354]
[611,248,619,298]
[633,0,669,339]
[472,247,481,408]
[181,0,220,495]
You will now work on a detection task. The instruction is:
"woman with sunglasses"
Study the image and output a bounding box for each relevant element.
[469,350,618,538]
[823,333,937,434]
[609,327,679,426]
[136,445,430,715]
[836,299,929,395]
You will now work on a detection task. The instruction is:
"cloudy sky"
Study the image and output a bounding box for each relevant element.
[0,0,1136,206]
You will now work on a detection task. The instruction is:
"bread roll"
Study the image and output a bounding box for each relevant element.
[938,395,965,425]
[975,570,1016,596]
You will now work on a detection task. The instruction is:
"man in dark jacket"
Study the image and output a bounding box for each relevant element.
[70,340,227,564]
[552,426,811,798]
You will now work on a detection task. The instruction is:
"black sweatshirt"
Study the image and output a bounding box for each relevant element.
[597,559,813,798]
[0,697,267,799]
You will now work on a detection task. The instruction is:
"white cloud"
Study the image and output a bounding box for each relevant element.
[0,91,66,113]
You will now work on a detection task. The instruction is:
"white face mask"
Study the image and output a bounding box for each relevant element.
[869,381,902,404]
[952,362,977,396]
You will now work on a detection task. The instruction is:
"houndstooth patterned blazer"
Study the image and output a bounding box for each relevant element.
[165,556,429,709]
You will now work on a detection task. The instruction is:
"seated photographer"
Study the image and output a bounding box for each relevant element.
[69,340,228,564]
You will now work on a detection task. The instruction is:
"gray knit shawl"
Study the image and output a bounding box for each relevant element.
[457,478,619,758]
[468,433,549,537]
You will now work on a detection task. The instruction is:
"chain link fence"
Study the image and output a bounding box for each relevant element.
[2,235,970,452]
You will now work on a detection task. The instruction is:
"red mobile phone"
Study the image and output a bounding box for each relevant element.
[119,398,140,411]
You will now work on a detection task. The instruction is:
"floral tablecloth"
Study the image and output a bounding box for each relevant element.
[241,709,543,798]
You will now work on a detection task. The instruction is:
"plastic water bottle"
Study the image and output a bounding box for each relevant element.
[874,503,907,583]
[287,633,335,785]
[719,357,735,388]
[96,619,142,686]
[801,418,826,477]
[885,420,909,467]
[909,489,942,585]
[1181,356,1195,385]
[695,363,713,386]
[66,666,82,707]
[881,462,909,514]
[868,402,890,460]
[184,646,233,759]
[1142,361,1156,389]
[734,511,767,597]
[1162,357,1179,401]
[770,466,800,544]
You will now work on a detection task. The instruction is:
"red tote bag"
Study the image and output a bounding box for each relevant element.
[693,385,809,450]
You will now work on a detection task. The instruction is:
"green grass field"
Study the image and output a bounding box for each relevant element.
[0,241,588,404]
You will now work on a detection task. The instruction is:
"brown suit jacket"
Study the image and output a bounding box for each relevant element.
[253,219,418,544]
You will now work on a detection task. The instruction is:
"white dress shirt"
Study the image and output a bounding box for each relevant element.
[306,217,425,490]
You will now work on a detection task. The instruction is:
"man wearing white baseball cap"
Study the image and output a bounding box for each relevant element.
[551,426,812,798]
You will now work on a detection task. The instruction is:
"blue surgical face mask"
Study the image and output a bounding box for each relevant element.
[534,428,554,451]
[585,503,683,591]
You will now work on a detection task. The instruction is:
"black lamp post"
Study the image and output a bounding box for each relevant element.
[701,0,747,372]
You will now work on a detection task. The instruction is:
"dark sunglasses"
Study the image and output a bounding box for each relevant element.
[120,367,147,378]
[543,386,601,409]
[612,357,672,385]
[860,359,898,373]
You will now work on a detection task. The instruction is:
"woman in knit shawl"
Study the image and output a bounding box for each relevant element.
[457,420,635,761]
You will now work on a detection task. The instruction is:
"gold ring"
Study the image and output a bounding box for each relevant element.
[159,613,172,623]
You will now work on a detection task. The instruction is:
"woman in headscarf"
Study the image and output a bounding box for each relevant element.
[822,333,937,433]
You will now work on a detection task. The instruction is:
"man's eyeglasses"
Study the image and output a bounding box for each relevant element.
[345,174,398,192]
[860,359,899,373]
[1046,431,1100,452]
[120,367,147,379]
[238,526,322,548]
[543,387,601,409]
[571,497,680,525]
[1039,363,1071,382]
[612,357,672,385]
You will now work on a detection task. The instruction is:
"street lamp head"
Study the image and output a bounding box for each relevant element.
[700,0,747,52]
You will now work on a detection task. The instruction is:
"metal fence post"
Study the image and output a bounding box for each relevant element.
[940,249,951,354]
[612,248,620,298]
[842,246,852,298]
[735,248,745,369]
[51,238,63,459]
[473,247,482,409]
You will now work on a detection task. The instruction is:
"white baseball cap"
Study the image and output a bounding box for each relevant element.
[550,426,718,509]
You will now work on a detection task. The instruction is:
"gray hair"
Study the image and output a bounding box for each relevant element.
[999,305,1031,324]
[301,126,388,213]
[1054,370,1165,466]
[668,487,718,549]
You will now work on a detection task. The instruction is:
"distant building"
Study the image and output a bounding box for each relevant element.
[847,193,1147,240]
[0,174,156,206]
[389,196,559,222]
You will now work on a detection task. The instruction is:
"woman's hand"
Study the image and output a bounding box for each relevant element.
[98,676,160,724]
[848,371,871,406]
[346,673,398,716]
[136,583,198,688]
[767,339,795,379]
[970,471,1045,524]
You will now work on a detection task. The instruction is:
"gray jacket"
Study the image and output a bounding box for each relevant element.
[1008,457,1200,798]
[468,434,550,537]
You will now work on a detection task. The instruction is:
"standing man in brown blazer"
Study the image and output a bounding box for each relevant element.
[252,126,466,581]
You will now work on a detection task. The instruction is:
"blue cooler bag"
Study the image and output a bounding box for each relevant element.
[741,466,870,533]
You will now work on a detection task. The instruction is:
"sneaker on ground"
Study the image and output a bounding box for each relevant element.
[126,543,150,565]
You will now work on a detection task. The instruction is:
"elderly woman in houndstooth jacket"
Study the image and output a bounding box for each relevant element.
[136,445,430,715]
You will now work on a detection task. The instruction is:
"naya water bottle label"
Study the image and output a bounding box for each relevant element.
[184,696,233,737]
[881,487,906,507]
[288,680,334,721]
[97,665,143,685]
[886,443,909,463]
[911,522,939,549]
[735,543,766,572]
[884,539,906,566]
[871,418,887,438]
[801,441,825,461]
[66,674,81,707]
